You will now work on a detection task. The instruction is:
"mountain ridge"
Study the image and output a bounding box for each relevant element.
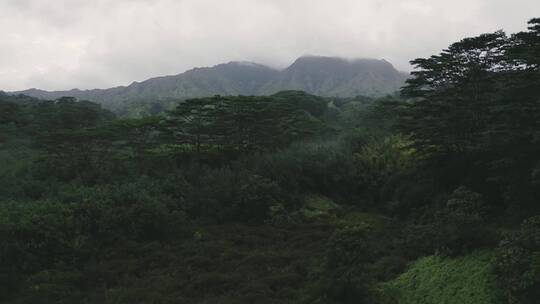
[11,56,408,109]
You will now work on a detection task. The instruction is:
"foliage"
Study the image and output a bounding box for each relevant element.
[389,18,540,217]
[432,186,496,256]
[165,93,330,156]
[183,167,282,223]
[383,251,503,304]
[493,215,540,304]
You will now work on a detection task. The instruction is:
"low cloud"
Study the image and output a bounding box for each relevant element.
[0,0,538,91]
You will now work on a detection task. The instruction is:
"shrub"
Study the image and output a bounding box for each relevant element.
[493,215,540,304]
[255,140,358,198]
[351,134,414,193]
[316,221,389,304]
[0,179,193,301]
[433,186,495,256]
[56,179,192,242]
[382,251,503,304]
[184,167,282,224]
[324,225,374,303]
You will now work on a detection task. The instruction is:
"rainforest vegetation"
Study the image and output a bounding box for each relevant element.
[1,18,540,304]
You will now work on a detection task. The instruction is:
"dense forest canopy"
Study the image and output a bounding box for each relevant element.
[0,18,539,304]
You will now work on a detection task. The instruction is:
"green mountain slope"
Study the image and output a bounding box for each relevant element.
[12,56,407,111]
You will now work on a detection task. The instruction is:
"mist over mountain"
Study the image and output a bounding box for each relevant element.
[262,56,407,96]
[12,56,408,108]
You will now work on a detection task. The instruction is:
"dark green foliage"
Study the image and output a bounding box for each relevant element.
[183,167,282,223]
[322,224,381,303]
[0,186,191,302]
[2,221,333,303]
[400,31,509,157]
[166,93,330,156]
[254,131,412,207]
[255,140,358,198]
[432,187,495,256]
[393,19,540,218]
[303,213,407,304]
[271,90,329,117]
[0,87,419,303]
[493,215,540,304]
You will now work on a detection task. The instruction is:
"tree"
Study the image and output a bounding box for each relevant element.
[395,19,540,211]
[433,186,493,256]
[400,31,509,157]
[33,100,117,179]
[165,93,330,159]
[494,215,540,304]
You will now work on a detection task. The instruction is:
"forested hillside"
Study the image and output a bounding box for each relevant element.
[12,56,407,116]
[1,18,540,304]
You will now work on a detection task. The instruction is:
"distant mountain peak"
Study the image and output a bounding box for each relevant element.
[11,56,408,112]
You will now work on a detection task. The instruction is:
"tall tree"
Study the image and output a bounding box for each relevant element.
[166,93,330,158]
[400,31,509,157]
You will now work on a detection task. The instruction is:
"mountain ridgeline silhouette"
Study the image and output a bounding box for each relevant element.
[14,56,408,108]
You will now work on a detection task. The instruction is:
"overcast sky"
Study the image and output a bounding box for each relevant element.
[1,0,539,91]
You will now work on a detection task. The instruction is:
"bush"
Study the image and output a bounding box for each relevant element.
[381,174,438,217]
[351,133,414,196]
[56,179,192,242]
[315,219,393,304]
[382,251,503,304]
[323,224,376,303]
[433,186,496,256]
[184,167,282,224]
[493,215,540,304]
[394,187,496,259]
[0,179,193,301]
[255,140,358,198]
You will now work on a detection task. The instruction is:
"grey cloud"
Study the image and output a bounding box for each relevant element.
[0,0,539,91]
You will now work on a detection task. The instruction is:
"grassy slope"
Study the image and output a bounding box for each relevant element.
[382,251,503,304]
